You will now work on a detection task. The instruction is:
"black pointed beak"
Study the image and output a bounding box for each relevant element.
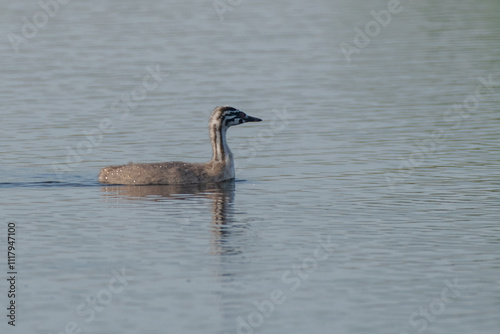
[243,114,262,122]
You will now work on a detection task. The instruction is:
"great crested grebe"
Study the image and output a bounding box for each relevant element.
[98,106,262,185]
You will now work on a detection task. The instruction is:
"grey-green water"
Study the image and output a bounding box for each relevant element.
[1,0,499,333]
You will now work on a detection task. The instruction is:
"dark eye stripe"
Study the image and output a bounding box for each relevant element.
[224,117,235,127]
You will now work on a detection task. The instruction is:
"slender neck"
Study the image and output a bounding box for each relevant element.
[210,123,232,162]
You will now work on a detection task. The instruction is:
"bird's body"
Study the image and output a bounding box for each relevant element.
[98,160,231,185]
[98,106,261,185]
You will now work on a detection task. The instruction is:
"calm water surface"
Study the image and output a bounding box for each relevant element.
[1,0,499,333]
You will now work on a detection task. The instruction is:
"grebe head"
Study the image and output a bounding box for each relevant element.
[210,106,262,129]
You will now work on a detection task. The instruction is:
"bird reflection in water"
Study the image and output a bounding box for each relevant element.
[100,180,246,256]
